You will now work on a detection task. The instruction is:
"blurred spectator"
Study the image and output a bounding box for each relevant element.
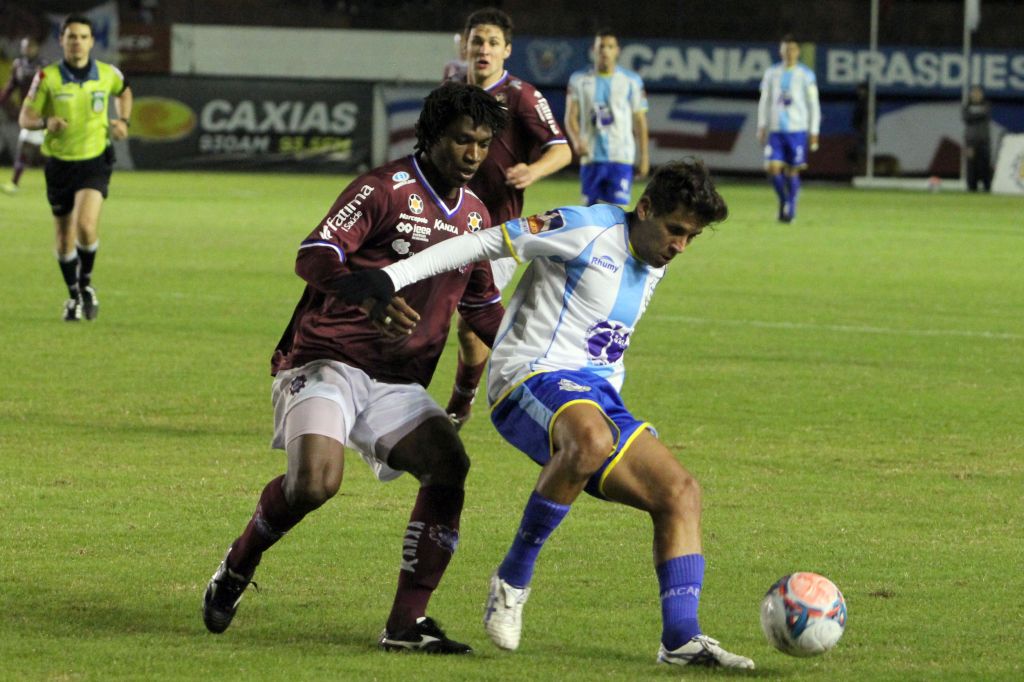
[962,85,992,192]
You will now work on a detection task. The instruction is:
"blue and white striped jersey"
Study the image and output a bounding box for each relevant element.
[488,204,664,403]
[566,67,648,165]
[384,203,667,404]
[757,62,821,135]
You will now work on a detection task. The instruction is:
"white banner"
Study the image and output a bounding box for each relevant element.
[992,134,1024,195]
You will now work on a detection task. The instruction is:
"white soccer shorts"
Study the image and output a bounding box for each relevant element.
[271,359,448,481]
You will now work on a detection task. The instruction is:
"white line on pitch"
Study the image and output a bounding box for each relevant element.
[657,316,1024,341]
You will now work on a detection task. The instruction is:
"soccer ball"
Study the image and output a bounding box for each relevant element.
[760,572,847,657]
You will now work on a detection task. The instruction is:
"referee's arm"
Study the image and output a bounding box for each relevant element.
[111,85,133,140]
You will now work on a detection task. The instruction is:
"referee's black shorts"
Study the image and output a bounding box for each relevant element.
[44,146,114,217]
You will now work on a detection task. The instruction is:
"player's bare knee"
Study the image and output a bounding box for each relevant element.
[659,472,702,519]
[421,445,470,485]
[558,428,614,481]
[283,469,340,512]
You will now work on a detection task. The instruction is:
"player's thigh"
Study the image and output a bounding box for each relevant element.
[349,380,464,484]
[601,429,699,514]
[387,414,468,485]
[72,188,105,236]
[549,402,616,468]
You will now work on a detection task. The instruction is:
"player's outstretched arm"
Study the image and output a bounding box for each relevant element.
[383,226,509,290]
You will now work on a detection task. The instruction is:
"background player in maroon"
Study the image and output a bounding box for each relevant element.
[1,36,45,194]
[446,7,572,428]
[202,83,508,653]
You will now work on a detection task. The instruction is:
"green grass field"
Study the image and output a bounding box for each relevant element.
[2,169,1022,681]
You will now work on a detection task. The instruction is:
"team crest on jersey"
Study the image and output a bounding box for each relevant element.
[288,375,307,395]
[585,320,632,365]
[557,378,591,393]
[392,238,411,255]
[524,210,564,235]
[408,193,424,214]
[467,212,483,232]
[429,524,459,553]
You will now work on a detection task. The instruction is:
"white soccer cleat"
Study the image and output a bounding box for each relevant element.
[657,634,755,669]
[483,572,530,650]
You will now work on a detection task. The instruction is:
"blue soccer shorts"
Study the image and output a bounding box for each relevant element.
[764,131,808,168]
[490,369,652,499]
[580,161,634,206]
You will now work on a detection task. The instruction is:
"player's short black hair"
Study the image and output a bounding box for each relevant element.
[780,33,798,44]
[61,14,94,35]
[465,7,513,44]
[641,158,728,226]
[595,27,618,41]
[414,82,509,154]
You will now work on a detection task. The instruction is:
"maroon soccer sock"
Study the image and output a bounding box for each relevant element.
[227,475,307,577]
[385,484,465,632]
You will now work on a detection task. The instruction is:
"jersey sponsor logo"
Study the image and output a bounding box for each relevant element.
[408,193,424,214]
[412,225,432,242]
[391,171,415,189]
[590,254,620,273]
[321,184,373,238]
[524,210,565,234]
[428,524,459,554]
[395,221,416,234]
[557,378,592,393]
[398,212,428,224]
[467,211,483,232]
[432,218,458,235]
[392,238,411,255]
[288,375,307,395]
[533,96,561,135]
[585,320,632,365]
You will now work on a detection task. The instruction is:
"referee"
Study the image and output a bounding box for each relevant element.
[19,14,133,321]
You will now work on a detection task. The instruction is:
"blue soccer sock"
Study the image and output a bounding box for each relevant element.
[771,172,788,205]
[786,174,801,218]
[657,554,705,650]
[497,491,571,588]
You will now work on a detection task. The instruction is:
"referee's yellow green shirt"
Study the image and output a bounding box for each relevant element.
[26,60,126,161]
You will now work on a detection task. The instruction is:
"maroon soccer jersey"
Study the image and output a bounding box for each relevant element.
[0,56,45,109]
[272,155,501,386]
[468,71,568,225]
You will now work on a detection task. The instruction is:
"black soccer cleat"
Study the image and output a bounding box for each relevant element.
[202,551,253,634]
[63,297,82,322]
[379,616,473,654]
[80,286,99,320]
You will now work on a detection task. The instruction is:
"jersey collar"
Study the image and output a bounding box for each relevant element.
[58,59,99,84]
[483,71,509,93]
[410,155,464,220]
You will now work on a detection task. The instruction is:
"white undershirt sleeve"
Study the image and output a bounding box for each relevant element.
[383,225,511,290]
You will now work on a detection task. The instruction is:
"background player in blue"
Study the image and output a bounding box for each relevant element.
[340,159,755,670]
[565,29,649,206]
[757,35,820,223]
